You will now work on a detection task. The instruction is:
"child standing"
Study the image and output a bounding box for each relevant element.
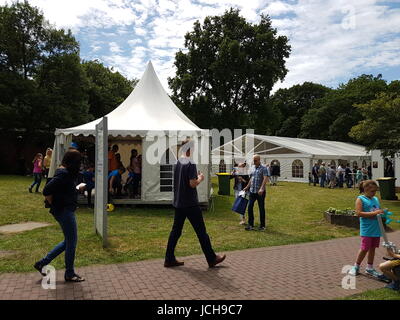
[82,163,95,207]
[348,180,386,279]
[29,153,43,193]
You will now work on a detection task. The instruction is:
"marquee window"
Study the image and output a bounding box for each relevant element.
[292,160,304,178]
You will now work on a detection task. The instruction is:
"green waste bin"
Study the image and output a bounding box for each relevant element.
[376,177,398,200]
[216,173,231,195]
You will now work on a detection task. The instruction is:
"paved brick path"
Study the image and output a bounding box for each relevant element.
[1,231,399,300]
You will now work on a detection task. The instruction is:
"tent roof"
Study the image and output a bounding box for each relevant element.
[56,61,204,137]
[214,134,369,158]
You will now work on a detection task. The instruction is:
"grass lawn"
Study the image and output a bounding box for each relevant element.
[1,175,400,277]
[343,288,400,300]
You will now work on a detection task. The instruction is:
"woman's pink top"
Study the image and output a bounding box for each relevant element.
[33,160,42,173]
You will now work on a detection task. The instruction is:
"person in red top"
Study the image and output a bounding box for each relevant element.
[108,144,119,172]
[29,153,43,193]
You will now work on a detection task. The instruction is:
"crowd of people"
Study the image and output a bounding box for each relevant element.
[28,143,143,205]
[310,162,372,189]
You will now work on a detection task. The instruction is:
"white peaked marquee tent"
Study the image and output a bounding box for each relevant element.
[212,134,371,183]
[49,61,211,205]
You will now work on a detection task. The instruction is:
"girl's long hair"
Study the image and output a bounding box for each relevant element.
[61,149,82,177]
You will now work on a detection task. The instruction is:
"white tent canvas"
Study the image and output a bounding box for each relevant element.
[212,134,371,183]
[49,61,211,205]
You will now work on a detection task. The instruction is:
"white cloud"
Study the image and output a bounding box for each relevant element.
[109,42,123,53]
[1,0,399,94]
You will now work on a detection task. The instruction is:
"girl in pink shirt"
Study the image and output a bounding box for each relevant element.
[29,153,43,193]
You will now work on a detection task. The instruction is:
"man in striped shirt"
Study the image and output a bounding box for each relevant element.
[243,155,270,231]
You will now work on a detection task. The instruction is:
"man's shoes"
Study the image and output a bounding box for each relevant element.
[208,254,226,268]
[164,260,184,268]
[258,226,266,231]
[28,187,32,193]
[245,225,254,231]
[34,261,47,276]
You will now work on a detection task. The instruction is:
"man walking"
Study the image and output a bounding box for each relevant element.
[164,140,226,268]
[243,155,269,231]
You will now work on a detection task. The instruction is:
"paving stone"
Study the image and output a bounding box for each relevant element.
[0,222,52,234]
[0,251,17,258]
[0,231,399,300]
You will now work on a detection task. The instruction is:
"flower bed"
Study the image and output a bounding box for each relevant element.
[324,207,387,230]
[324,208,360,229]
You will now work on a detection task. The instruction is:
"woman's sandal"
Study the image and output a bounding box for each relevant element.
[64,274,85,282]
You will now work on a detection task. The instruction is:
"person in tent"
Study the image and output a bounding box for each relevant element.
[82,163,95,207]
[108,144,119,173]
[108,166,125,198]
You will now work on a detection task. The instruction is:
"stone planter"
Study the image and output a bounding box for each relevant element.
[324,211,360,229]
[324,211,388,230]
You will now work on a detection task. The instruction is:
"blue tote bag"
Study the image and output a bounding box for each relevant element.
[232,195,248,215]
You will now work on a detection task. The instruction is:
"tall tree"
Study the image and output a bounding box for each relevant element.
[168,8,291,131]
[0,1,88,134]
[82,60,137,119]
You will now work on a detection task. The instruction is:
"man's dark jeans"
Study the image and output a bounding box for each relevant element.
[248,192,266,227]
[39,209,77,278]
[166,206,216,264]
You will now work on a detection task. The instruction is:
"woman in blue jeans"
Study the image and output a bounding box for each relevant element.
[34,149,85,282]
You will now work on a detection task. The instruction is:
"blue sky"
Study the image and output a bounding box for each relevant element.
[2,0,399,92]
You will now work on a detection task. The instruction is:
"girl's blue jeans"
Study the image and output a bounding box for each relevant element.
[30,173,42,191]
[39,209,77,278]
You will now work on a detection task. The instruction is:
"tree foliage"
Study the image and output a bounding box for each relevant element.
[168,8,291,131]
[83,60,136,119]
[0,1,135,136]
[269,82,332,137]
[300,74,388,141]
[350,86,400,156]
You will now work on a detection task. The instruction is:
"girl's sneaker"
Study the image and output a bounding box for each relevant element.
[348,265,360,276]
[385,280,400,291]
[365,268,383,278]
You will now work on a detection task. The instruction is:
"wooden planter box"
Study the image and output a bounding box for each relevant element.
[324,211,388,230]
[324,211,360,229]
